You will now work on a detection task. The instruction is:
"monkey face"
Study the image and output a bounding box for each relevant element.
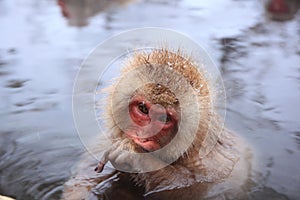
[107,53,208,164]
[125,93,179,152]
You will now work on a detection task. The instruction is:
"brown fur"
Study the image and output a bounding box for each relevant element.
[62,48,251,200]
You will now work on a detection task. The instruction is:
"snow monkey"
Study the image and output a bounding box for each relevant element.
[63,48,251,200]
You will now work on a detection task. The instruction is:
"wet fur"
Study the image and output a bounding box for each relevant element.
[62,49,251,199]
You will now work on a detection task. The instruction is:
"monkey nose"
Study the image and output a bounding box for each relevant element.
[149,104,166,116]
[138,104,166,137]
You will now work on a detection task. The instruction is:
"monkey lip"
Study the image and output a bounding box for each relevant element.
[130,135,158,144]
[135,138,161,151]
[137,138,150,142]
[125,134,161,151]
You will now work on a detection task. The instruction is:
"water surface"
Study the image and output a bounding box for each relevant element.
[0,0,299,199]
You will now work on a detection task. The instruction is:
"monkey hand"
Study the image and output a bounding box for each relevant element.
[94,139,167,173]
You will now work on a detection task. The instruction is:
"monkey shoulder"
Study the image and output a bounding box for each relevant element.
[144,130,252,200]
[204,130,252,199]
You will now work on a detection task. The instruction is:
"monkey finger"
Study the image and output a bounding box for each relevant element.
[94,142,123,173]
[94,149,111,173]
[94,161,106,173]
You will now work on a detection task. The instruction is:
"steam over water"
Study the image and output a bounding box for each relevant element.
[0,0,299,199]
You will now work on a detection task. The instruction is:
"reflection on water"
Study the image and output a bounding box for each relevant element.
[265,0,300,21]
[0,0,299,199]
[57,0,134,27]
[5,79,29,88]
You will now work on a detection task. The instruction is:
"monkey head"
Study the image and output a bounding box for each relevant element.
[101,49,222,167]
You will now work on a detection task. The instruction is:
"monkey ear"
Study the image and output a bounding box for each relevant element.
[198,118,223,159]
[198,129,219,159]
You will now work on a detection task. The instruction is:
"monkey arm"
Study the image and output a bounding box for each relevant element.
[62,152,117,200]
[95,138,168,173]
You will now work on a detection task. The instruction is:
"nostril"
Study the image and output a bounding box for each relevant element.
[157,114,171,123]
[148,104,173,125]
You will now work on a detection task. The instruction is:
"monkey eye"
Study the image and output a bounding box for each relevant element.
[157,114,172,123]
[138,102,149,114]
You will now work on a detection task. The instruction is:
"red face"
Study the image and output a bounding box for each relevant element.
[268,0,290,14]
[126,95,179,152]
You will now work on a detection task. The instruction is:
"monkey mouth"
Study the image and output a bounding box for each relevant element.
[134,137,161,152]
[137,138,150,143]
[125,133,161,152]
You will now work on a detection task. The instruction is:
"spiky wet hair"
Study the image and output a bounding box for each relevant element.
[105,48,222,163]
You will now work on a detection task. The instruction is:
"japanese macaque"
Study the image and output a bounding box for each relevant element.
[57,0,134,27]
[265,0,300,21]
[63,49,251,200]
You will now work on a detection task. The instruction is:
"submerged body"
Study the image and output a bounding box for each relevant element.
[63,49,252,199]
